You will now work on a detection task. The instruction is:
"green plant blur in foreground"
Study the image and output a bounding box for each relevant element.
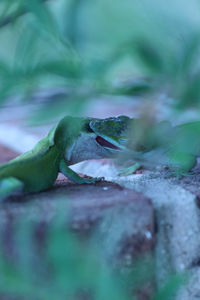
[1,0,200,113]
[0,212,185,300]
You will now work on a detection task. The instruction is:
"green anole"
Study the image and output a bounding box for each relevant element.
[0,115,130,200]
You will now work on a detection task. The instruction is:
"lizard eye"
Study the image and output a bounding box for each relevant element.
[96,136,119,150]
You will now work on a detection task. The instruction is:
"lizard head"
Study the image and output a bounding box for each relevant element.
[88,115,131,153]
[65,115,132,165]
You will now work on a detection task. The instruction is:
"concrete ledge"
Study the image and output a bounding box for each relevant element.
[72,160,200,300]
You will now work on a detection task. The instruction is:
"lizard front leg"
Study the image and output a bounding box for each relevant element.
[59,159,104,184]
[0,177,24,201]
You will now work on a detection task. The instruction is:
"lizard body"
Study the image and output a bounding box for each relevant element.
[0,115,130,200]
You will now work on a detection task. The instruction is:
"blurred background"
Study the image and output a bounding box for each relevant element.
[0,0,199,299]
[1,0,200,151]
[1,0,200,124]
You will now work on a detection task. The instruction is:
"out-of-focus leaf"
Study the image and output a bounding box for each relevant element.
[178,72,200,107]
[38,59,82,79]
[25,0,59,37]
[0,0,24,28]
[135,40,164,74]
[29,95,87,125]
[0,60,10,76]
[112,78,152,96]
[153,273,187,300]
[180,34,200,74]
[65,0,84,48]
[0,0,16,21]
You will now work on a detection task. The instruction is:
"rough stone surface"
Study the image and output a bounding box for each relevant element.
[71,159,200,300]
[1,181,155,300]
[1,180,155,255]
[0,144,155,300]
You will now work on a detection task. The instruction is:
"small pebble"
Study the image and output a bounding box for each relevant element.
[179,263,185,270]
[103,187,108,191]
[145,231,152,239]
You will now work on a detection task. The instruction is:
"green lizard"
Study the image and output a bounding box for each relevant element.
[0,115,130,200]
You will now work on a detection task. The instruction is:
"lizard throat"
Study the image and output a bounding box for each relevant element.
[96,136,119,150]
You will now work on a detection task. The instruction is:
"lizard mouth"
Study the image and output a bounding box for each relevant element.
[96,136,120,150]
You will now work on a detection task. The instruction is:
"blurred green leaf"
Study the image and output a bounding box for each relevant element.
[135,40,164,74]
[25,0,59,37]
[153,273,187,300]
[178,73,200,108]
[112,78,152,96]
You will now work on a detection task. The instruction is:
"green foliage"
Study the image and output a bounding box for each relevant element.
[0,214,133,300]
[0,196,188,300]
[153,274,187,300]
[0,0,200,118]
[0,213,186,300]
